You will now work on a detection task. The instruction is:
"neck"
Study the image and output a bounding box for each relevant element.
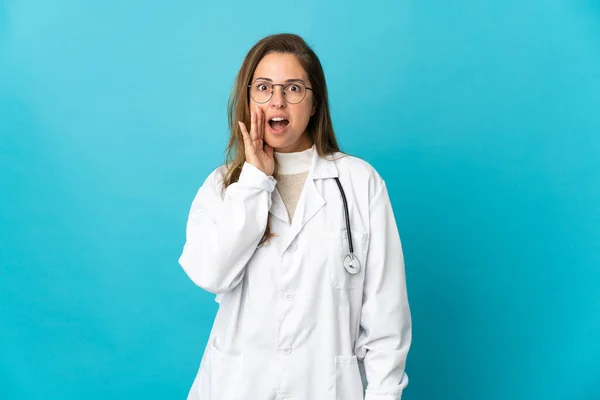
[274,145,314,175]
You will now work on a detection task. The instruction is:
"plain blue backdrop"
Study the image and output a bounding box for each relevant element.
[1,0,599,399]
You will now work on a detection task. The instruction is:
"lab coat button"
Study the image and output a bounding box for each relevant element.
[287,242,297,252]
[282,348,292,355]
[284,292,294,301]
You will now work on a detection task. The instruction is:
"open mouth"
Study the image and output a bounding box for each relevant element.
[268,117,290,132]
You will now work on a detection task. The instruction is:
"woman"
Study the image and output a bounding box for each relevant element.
[179,33,412,400]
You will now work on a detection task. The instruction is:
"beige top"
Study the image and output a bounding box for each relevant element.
[274,172,309,221]
[274,146,313,222]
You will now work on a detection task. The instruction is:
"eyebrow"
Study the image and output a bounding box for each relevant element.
[254,77,307,84]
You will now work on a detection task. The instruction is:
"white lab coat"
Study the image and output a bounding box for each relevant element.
[179,146,411,400]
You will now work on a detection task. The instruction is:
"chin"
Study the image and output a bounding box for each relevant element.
[265,135,297,150]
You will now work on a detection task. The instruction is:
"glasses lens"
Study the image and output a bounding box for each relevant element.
[284,82,306,104]
[250,81,272,103]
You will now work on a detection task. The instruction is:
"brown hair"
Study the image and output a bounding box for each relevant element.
[222,33,341,243]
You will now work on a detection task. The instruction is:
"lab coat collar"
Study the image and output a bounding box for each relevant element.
[310,144,339,180]
[269,145,339,224]
[274,145,340,252]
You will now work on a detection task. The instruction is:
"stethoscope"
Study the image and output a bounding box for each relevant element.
[333,177,361,275]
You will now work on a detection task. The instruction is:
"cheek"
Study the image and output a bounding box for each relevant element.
[255,104,269,114]
[292,104,313,124]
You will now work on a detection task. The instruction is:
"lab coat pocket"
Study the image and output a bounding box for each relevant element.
[199,338,243,400]
[334,355,364,400]
[328,230,368,289]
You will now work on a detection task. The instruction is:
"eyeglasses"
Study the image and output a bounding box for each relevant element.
[248,80,313,104]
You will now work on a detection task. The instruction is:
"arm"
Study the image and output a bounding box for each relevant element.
[355,180,412,400]
[178,162,276,293]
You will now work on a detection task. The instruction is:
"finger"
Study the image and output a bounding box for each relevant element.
[238,121,251,146]
[249,109,257,141]
[255,108,261,141]
[258,108,265,141]
[255,108,262,141]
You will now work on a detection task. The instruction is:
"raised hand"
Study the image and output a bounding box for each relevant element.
[238,108,275,176]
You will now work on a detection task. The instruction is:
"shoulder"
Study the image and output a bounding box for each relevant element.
[327,151,386,201]
[193,164,230,199]
[328,152,383,183]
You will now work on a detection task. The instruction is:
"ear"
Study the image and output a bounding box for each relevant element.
[310,104,316,117]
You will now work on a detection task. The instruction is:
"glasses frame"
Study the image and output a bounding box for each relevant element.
[248,80,314,104]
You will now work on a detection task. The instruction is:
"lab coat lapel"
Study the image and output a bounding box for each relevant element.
[269,187,290,224]
[280,148,339,252]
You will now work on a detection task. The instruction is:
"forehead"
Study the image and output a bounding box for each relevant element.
[252,52,309,82]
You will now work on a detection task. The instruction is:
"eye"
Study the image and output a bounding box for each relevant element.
[255,83,270,91]
[288,85,300,92]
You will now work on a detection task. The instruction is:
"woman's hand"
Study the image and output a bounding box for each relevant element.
[238,108,275,176]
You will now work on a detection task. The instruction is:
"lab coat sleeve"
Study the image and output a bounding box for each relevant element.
[355,180,412,400]
[178,162,276,294]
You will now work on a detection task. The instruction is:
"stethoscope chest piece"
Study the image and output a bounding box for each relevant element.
[344,254,361,275]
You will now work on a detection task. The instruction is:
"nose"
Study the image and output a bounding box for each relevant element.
[270,85,286,108]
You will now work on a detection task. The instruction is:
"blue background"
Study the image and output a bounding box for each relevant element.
[1,0,599,399]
